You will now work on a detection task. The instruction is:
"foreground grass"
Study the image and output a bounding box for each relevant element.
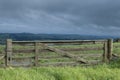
[0,63,120,80]
[0,43,120,80]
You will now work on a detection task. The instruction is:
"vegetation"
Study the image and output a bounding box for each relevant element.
[0,41,120,80]
[0,63,120,80]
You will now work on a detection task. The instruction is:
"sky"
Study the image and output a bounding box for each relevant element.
[0,0,120,36]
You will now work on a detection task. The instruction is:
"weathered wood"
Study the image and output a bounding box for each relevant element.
[13,40,106,43]
[6,39,12,66]
[39,43,88,64]
[34,42,39,66]
[56,47,103,51]
[4,39,108,67]
[103,42,108,63]
[13,40,106,45]
[107,39,113,61]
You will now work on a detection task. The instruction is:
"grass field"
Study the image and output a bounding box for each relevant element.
[0,63,120,80]
[0,42,120,80]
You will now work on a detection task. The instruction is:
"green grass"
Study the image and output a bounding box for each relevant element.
[0,43,120,80]
[0,63,120,80]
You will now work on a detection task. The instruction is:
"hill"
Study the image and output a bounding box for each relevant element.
[0,33,118,44]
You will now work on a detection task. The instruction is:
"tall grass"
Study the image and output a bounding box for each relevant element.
[0,43,120,80]
[0,64,120,80]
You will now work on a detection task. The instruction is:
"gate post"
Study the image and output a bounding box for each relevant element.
[103,39,113,63]
[103,41,109,63]
[5,39,12,67]
[107,39,113,62]
[34,42,39,66]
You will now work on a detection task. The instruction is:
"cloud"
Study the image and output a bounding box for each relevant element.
[0,0,120,36]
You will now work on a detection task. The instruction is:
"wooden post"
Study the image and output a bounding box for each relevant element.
[107,39,113,61]
[34,42,39,66]
[6,39,12,67]
[103,42,108,63]
[93,41,96,44]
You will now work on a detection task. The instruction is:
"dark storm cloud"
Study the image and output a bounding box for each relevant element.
[0,0,120,35]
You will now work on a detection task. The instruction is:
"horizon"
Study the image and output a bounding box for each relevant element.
[0,32,119,37]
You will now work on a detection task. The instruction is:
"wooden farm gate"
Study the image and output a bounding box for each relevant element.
[4,39,113,67]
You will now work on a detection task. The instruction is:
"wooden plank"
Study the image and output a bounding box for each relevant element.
[39,43,88,64]
[13,40,106,43]
[57,47,103,51]
[13,40,106,45]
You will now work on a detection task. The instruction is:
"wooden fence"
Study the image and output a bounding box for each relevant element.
[0,39,115,67]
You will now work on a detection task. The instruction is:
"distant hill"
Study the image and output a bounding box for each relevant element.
[0,33,119,44]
